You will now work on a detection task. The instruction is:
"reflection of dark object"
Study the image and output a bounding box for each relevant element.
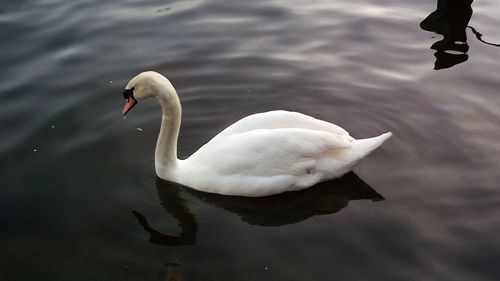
[132,210,197,246]
[420,0,473,70]
[132,183,198,246]
[133,172,384,246]
[186,172,384,226]
[432,51,468,70]
[467,26,500,47]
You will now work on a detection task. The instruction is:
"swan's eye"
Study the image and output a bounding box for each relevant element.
[123,87,135,100]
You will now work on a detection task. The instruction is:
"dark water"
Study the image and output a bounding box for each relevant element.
[2,0,500,280]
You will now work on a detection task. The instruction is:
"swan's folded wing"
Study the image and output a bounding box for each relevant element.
[191,128,353,177]
[214,110,350,139]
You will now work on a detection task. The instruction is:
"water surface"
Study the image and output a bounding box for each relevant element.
[1,0,500,280]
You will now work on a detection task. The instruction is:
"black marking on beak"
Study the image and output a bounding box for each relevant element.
[122,87,137,115]
[123,87,135,100]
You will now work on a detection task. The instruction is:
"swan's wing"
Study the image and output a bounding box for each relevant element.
[189,128,353,177]
[213,110,350,139]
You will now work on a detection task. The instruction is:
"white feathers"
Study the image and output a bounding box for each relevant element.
[177,118,391,196]
[124,72,392,197]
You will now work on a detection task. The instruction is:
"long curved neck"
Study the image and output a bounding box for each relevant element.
[155,84,182,178]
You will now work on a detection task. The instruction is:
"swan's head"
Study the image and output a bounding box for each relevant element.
[122,71,174,115]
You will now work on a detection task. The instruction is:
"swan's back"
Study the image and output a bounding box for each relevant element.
[213,110,350,139]
[174,110,391,196]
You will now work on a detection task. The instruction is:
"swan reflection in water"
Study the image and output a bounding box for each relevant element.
[420,0,474,70]
[132,172,384,246]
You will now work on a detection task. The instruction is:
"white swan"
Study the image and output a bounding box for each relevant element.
[122,71,392,197]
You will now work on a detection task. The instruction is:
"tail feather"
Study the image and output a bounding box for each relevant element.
[350,132,392,161]
[316,132,392,181]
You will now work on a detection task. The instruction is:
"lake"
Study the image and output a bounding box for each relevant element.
[1,0,500,280]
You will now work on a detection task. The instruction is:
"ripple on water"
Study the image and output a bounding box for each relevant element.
[2,0,500,280]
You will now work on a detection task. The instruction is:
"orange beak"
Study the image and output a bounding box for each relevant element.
[122,97,137,115]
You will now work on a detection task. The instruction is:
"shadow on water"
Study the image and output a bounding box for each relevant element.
[420,0,474,70]
[133,172,384,246]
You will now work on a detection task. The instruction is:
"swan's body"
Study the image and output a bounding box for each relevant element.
[122,71,392,197]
